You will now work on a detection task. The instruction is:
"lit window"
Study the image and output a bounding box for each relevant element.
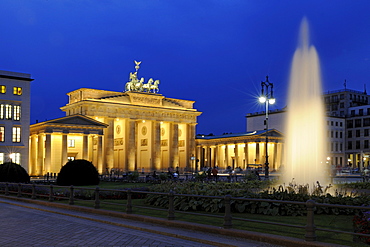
[68,139,75,148]
[12,126,21,142]
[13,87,22,95]
[0,104,3,119]
[10,153,21,164]
[0,153,3,164]
[0,126,4,142]
[13,105,21,120]
[5,104,12,119]
[0,85,6,94]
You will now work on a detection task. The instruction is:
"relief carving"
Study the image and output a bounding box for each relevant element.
[141,139,148,146]
[179,140,185,147]
[131,95,161,105]
[114,138,123,146]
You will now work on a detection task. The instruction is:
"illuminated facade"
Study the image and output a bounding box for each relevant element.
[29,115,107,175]
[0,70,32,170]
[29,88,201,175]
[195,130,284,171]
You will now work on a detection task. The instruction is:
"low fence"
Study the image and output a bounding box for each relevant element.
[0,182,369,243]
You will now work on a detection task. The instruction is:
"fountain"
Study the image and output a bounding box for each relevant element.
[281,18,330,186]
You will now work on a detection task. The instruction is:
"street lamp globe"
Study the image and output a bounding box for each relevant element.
[259,96,266,103]
[268,98,276,104]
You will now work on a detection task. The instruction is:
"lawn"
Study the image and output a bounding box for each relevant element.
[67,196,362,246]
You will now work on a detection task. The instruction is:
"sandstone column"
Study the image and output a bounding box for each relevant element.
[170,123,179,168]
[152,121,161,171]
[97,135,103,173]
[244,142,249,169]
[127,120,136,171]
[88,135,94,162]
[37,134,44,175]
[234,143,239,169]
[196,145,201,171]
[44,133,52,173]
[104,118,114,169]
[187,124,196,170]
[29,135,37,175]
[224,144,229,168]
[61,132,68,167]
[273,142,278,170]
[82,133,89,160]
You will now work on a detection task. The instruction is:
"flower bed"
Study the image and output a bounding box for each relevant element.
[353,211,370,244]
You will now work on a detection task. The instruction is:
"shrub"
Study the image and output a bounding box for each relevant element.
[127,170,139,181]
[56,159,99,186]
[0,162,30,183]
[144,181,370,216]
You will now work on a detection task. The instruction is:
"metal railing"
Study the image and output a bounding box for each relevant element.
[0,182,369,243]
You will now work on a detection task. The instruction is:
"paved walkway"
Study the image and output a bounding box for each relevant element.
[0,197,281,247]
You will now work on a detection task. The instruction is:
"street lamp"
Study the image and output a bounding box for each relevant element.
[259,76,275,180]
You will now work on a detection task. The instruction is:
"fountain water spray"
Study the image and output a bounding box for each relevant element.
[282,18,329,186]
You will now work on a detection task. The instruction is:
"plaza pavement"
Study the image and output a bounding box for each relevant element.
[0,196,345,247]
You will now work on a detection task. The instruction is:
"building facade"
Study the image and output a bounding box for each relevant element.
[246,88,370,170]
[0,70,32,171]
[29,115,107,175]
[324,88,370,168]
[195,130,284,171]
[29,87,201,175]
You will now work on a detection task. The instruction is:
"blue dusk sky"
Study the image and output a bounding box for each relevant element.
[1,1,370,135]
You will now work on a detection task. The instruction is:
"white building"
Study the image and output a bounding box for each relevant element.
[0,70,32,171]
[246,88,370,168]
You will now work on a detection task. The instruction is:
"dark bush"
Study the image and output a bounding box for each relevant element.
[0,162,30,183]
[56,159,99,186]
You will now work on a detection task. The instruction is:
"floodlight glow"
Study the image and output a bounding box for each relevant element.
[269,98,276,104]
[9,153,15,161]
[259,96,266,103]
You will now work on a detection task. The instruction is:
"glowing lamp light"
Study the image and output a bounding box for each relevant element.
[268,98,276,104]
[9,153,15,162]
[259,96,266,103]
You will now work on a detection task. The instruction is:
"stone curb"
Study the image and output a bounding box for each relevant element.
[0,195,346,247]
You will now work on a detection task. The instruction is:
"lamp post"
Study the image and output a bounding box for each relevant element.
[259,76,275,180]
